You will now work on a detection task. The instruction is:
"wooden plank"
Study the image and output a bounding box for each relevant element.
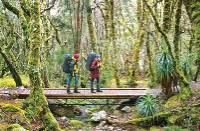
[17,89,150,99]
[44,88,148,90]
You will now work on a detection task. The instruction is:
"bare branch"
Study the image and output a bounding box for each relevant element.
[19,0,31,17]
[1,0,20,17]
[41,0,57,14]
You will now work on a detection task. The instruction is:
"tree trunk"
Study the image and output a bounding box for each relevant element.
[110,0,121,87]
[27,1,61,130]
[191,1,200,83]
[0,48,23,87]
[173,0,182,64]
[86,0,97,52]
[162,0,172,33]
[130,0,145,86]
[146,33,156,87]
[74,0,83,53]
[194,65,200,82]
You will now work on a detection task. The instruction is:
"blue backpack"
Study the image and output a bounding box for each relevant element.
[85,52,97,71]
[62,54,74,74]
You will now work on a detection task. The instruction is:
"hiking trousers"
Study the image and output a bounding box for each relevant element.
[66,73,79,87]
[90,77,100,90]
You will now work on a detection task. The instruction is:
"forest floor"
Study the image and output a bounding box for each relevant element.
[0,80,200,130]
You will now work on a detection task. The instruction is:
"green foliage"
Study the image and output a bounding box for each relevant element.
[0,75,29,87]
[69,119,84,128]
[43,111,62,131]
[155,51,173,79]
[180,55,192,79]
[2,104,22,113]
[164,126,187,131]
[101,66,113,87]
[136,94,160,117]
[7,124,26,131]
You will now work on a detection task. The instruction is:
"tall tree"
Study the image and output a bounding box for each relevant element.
[173,0,182,64]
[130,0,145,86]
[110,0,121,87]
[191,1,200,82]
[86,0,97,51]
[1,0,61,130]
[162,0,172,33]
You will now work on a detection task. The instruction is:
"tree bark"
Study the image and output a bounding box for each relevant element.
[146,32,156,87]
[86,0,97,52]
[173,0,182,64]
[110,0,121,87]
[130,0,145,86]
[0,48,22,87]
[191,1,200,83]
[162,0,172,33]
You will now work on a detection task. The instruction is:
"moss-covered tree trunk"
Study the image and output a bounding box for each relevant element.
[162,0,172,33]
[74,0,83,53]
[27,1,61,130]
[146,33,156,87]
[110,0,121,87]
[191,1,200,83]
[173,0,182,64]
[130,0,145,86]
[0,48,22,87]
[86,0,97,52]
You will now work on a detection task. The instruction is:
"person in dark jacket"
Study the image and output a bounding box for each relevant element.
[90,54,102,93]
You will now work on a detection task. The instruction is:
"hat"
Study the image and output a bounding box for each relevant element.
[73,53,79,60]
[65,54,71,58]
[96,54,100,58]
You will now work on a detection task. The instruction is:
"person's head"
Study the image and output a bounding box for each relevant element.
[73,53,79,60]
[65,54,71,59]
[96,54,101,61]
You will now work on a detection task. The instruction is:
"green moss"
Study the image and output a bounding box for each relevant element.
[127,112,170,125]
[150,127,161,131]
[164,126,188,131]
[7,124,26,131]
[69,119,84,128]
[165,95,182,109]
[0,124,8,130]
[43,111,62,131]
[2,104,24,113]
[168,114,185,124]
[0,75,29,87]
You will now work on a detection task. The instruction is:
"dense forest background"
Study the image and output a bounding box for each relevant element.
[0,0,200,130]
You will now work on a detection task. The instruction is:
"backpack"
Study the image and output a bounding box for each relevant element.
[85,52,97,71]
[62,54,74,74]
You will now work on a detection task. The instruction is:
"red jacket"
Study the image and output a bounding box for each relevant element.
[90,59,101,78]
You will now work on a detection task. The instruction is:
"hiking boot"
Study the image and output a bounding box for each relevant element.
[74,89,80,93]
[67,86,72,94]
[91,88,96,93]
[67,90,73,94]
[96,89,103,92]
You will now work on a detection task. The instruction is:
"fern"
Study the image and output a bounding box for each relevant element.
[136,94,160,117]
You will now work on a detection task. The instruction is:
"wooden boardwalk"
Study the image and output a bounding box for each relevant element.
[0,88,155,99]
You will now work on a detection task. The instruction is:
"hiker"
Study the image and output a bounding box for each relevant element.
[63,53,80,94]
[89,54,102,93]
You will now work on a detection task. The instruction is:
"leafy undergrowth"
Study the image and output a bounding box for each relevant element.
[110,76,149,88]
[0,75,29,87]
[0,99,28,130]
[128,88,200,130]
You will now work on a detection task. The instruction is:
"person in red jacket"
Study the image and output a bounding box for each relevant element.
[90,54,102,93]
